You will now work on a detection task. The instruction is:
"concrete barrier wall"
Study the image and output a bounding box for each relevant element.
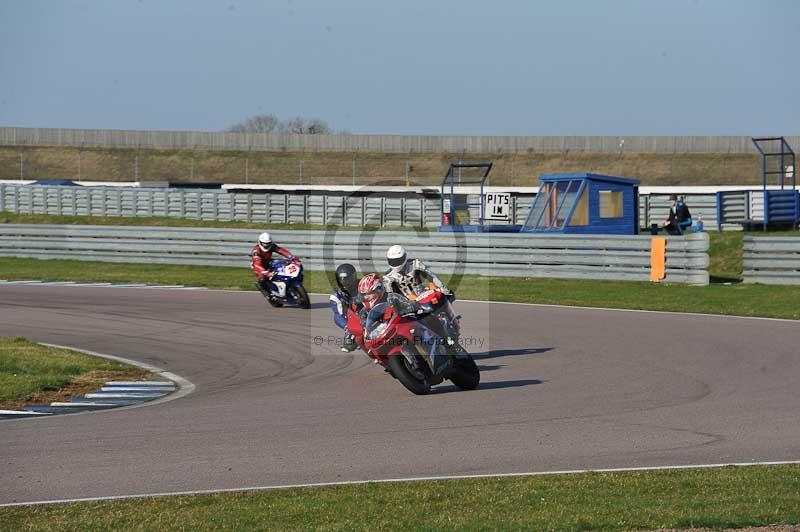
[743,236,800,285]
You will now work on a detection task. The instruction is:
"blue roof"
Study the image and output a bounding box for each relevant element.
[539,173,640,186]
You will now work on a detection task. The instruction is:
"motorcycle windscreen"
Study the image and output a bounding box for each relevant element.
[276,261,299,277]
[364,302,391,340]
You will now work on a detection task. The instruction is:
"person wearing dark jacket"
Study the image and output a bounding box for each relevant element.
[661,195,692,235]
[329,263,360,352]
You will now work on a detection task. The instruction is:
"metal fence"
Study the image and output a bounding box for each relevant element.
[640,193,719,229]
[0,184,444,228]
[0,183,763,230]
[0,183,543,228]
[743,236,800,285]
[2,128,797,154]
[0,224,710,285]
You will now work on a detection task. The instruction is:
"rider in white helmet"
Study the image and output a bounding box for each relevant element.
[250,232,297,303]
[382,244,451,300]
[383,244,456,348]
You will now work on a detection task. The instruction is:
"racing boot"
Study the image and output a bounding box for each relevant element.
[256,280,283,307]
[340,332,358,352]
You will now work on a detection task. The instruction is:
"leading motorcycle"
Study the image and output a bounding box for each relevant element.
[348,287,479,395]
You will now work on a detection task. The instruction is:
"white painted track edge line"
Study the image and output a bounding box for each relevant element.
[2,460,799,508]
[37,343,195,414]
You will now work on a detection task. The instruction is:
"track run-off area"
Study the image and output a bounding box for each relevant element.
[1,284,799,506]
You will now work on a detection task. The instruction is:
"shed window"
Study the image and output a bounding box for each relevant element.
[568,188,588,226]
[599,190,623,218]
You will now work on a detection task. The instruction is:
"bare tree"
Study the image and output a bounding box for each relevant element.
[226,114,335,134]
[280,116,307,134]
[278,116,332,134]
[305,118,331,134]
[226,114,280,133]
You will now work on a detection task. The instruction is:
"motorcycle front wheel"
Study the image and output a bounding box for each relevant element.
[448,350,480,390]
[388,347,432,395]
[293,285,311,309]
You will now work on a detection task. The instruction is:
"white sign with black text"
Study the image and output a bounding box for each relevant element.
[484,192,512,221]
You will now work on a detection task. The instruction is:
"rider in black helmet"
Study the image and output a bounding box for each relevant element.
[329,263,360,352]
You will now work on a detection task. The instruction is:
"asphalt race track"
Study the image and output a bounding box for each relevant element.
[1,284,799,505]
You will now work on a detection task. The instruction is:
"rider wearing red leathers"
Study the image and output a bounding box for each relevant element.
[345,273,387,350]
[250,231,296,303]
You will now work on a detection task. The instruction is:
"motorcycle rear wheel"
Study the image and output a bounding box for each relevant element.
[388,347,432,395]
[448,352,480,390]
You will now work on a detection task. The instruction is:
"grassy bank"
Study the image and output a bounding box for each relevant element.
[0,337,149,410]
[0,144,762,186]
[2,464,799,531]
[2,257,799,319]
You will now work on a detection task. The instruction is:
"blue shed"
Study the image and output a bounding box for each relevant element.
[521,173,640,235]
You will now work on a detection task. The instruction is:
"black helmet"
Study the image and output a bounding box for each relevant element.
[335,263,358,295]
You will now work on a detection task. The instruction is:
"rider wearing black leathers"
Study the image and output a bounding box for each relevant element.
[329,263,360,352]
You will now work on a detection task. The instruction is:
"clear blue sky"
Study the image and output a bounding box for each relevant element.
[1,0,797,135]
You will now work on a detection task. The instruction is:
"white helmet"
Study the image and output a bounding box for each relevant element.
[258,232,272,252]
[387,244,407,272]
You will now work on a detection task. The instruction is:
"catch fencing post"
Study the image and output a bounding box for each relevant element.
[245,146,251,184]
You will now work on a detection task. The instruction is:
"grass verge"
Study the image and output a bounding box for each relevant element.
[1,465,799,531]
[1,257,799,319]
[0,144,763,186]
[0,337,150,410]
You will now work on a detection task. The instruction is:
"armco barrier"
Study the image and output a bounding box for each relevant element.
[743,236,800,285]
[0,225,710,285]
[0,183,755,231]
[0,184,444,228]
[640,193,718,229]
